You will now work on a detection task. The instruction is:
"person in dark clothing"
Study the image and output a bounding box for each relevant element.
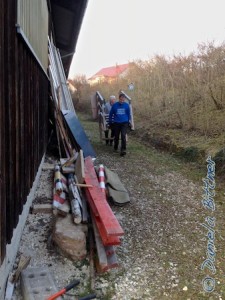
[104,95,116,145]
[109,92,131,156]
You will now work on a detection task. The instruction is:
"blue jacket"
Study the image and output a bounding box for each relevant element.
[109,101,130,124]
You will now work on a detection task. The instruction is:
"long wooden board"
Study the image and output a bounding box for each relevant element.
[85,185,121,245]
[84,156,124,238]
[75,149,85,184]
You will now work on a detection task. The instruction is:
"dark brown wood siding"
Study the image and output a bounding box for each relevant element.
[0,0,49,263]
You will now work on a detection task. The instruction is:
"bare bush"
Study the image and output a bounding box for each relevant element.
[70,41,225,135]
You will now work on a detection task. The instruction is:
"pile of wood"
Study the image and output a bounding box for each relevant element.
[84,156,124,272]
[48,38,96,160]
[51,150,124,272]
[52,150,88,224]
[48,40,124,273]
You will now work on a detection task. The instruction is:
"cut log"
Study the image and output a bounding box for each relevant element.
[74,175,89,223]
[70,198,82,224]
[68,174,83,208]
[54,165,63,195]
[68,174,82,224]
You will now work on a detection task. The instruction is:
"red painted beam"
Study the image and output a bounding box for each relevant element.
[84,157,124,238]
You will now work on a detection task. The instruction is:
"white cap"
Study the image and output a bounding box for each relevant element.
[109,95,116,100]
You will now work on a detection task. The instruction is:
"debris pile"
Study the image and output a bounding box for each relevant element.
[6,39,131,300]
[50,150,129,272]
[48,38,129,274]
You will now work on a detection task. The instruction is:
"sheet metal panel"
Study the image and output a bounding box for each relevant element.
[17,0,49,71]
[63,110,96,159]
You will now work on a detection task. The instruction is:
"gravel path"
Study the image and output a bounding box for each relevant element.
[12,119,225,300]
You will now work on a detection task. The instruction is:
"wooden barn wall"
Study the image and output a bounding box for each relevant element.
[0,1,49,263]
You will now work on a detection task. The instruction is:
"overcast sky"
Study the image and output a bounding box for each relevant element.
[68,0,225,79]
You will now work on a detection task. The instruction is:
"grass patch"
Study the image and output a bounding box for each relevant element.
[76,111,225,299]
[175,146,202,162]
[78,112,206,182]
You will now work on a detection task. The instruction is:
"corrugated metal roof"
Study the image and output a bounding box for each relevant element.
[49,0,88,77]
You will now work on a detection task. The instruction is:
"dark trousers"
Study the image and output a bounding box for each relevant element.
[105,128,115,145]
[113,122,128,151]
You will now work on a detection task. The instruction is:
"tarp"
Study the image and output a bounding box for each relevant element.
[104,166,130,206]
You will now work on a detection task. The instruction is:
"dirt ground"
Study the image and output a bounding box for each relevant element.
[12,115,225,300]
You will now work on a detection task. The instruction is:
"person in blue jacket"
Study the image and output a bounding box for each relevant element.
[109,92,130,156]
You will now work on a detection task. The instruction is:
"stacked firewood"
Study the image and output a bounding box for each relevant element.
[52,150,88,224]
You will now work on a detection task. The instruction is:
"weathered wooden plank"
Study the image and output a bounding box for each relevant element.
[75,149,85,184]
[105,245,116,257]
[6,0,16,242]
[91,214,108,268]
[85,188,99,217]
[56,110,74,157]
[0,0,6,262]
[18,39,25,211]
[79,189,88,224]
[60,154,78,167]
[62,166,75,173]
[94,215,121,246]
[0,0,49,263]
[85,186,120,245]
[31,204,53,214]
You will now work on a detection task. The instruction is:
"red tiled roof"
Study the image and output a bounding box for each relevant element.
[89,63,129,80]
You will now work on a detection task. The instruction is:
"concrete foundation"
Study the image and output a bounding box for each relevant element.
[20,267,62,300]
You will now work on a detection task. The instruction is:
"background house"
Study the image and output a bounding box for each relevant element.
[0,0,88,296]
[88,63,129,85]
